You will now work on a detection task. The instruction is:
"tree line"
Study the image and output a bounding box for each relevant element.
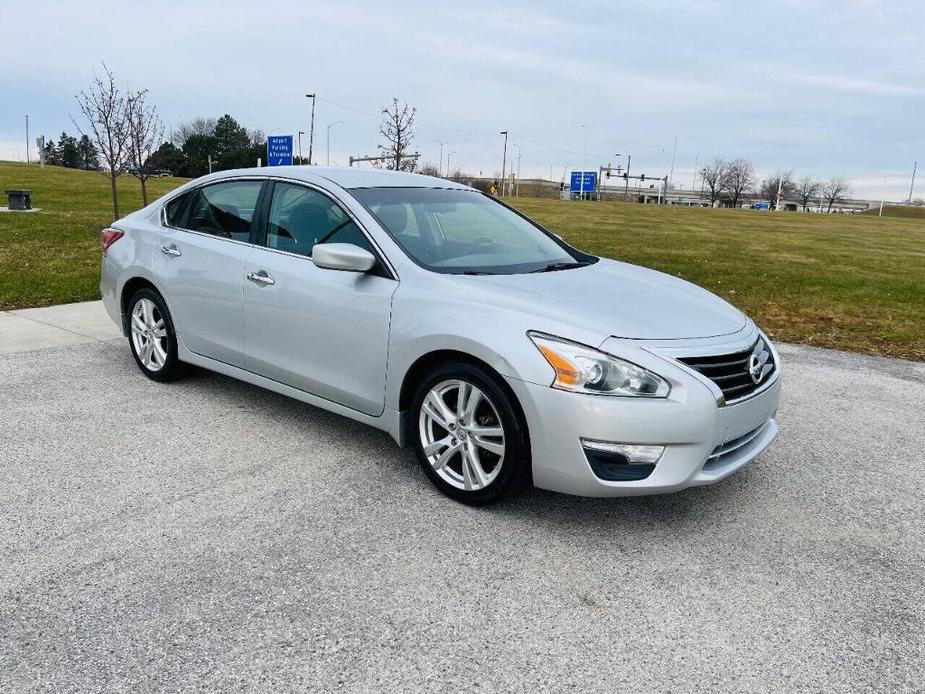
[701,158,852,212]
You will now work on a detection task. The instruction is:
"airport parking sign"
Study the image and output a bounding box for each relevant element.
[267,135,294,166]
[570,171,597,193]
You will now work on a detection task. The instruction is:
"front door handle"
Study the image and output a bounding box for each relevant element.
[161,245,182,257]
[246,271,276,286]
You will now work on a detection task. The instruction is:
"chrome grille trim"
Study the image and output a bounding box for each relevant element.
[676,336,777,405]
[704,421,771,470]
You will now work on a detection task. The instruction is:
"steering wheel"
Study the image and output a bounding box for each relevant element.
[461,236,494,256]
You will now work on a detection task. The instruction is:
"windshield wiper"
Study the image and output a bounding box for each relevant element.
[529,261,590,273]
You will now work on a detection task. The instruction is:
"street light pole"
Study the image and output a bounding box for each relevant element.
[25,115,30,164]
[909,161,918,203]
[326,121,344,166]
[437,141,445,176]
[305,94,316,165]
[298,130,304,163]
[499,131,508,196]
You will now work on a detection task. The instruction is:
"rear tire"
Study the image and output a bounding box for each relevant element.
[411,361,529,506]
[126,288,185,382]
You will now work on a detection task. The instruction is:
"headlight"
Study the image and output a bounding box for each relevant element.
[529,332,670,397]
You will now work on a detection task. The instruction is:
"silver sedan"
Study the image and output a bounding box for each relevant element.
[100,167,781,505]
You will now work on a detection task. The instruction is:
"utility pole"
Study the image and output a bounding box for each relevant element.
[298,130,304,163]
[909,161,918,203]
[306,93,316,165]
[25,115,30,164]
[668,135,677,194]
[515,144,523,197]
[326,121,343,166]
[624,154,632,200]
[580,125,587,200]
[437,141,445,176]
[499,131,508,196]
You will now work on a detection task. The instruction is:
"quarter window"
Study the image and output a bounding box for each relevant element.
[184,180,263,242]
[266,182,371,258]
[164,192,189,226]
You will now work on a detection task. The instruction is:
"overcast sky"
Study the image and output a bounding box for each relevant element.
[2,0,922,199]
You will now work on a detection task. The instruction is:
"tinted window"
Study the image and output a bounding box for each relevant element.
[184,180,263,241]
[164,192,188,226]
[266,182,371,258]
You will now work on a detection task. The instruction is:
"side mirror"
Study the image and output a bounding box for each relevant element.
[312,243,376,272]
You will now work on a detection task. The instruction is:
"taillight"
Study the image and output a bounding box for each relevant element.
[101,228,124,256]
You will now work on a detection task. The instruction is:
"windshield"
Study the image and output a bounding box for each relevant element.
[349,187,596,274]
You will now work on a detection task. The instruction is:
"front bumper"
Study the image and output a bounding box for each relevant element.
[505,331,782,497]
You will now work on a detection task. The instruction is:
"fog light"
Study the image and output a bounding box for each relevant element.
[580,439,665,464]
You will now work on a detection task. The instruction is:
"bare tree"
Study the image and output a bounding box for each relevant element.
[701,158,728,206]
[821,177,852,212]
[125,89,164,206]
[758,171,796,210]
[378,98,418,171]
[796,176,821,212]
[171,117,217,147]
[724,158,756,208]
[418,162,441,177]
[73,63,130,220]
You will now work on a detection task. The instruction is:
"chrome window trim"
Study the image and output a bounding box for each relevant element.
[259,176,398,280]
[157,174,398,280]
[158,176,267,241]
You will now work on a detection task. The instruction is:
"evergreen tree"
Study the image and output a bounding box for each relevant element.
[77,135,100,170]
[58,132,82,168]
[42,138,60,166]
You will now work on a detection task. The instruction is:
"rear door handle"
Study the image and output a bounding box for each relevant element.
[246,271,275,286]
[161,245,182,257]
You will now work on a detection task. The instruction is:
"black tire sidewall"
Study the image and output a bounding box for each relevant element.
[127,288,183,382]
[411,361,529,505]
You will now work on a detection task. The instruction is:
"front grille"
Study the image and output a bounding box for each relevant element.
[678,338,775,403]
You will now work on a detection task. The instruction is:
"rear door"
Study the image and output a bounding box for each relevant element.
[156,179,265,367]
[242,181,398,416]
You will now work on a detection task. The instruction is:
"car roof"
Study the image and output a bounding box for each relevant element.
[199,166,473,190]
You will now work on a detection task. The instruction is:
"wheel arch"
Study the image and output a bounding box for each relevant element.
[397,349,530,454]
[120,276,167,336]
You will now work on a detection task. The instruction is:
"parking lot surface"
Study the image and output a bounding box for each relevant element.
[1,330,923,692]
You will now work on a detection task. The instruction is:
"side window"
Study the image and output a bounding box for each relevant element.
[164,192,189,226]
[266,182,372,257]
[184,180,263,242]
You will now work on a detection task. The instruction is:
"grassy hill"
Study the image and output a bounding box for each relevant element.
[0,161,187,311]
[862,204,925,219]
[1,160,923,360]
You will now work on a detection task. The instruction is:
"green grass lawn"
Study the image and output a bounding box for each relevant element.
[1,160,923,360]
[0,161,185,311]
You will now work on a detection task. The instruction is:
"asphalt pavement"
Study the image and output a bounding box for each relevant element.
[1,304,923,692]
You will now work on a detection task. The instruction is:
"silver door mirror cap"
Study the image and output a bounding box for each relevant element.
[312,243,376,272]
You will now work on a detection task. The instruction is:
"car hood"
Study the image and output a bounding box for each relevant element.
[457,258,747,341]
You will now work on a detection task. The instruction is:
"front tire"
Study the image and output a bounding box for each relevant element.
[127,288,184,382]
[411,362,529,505]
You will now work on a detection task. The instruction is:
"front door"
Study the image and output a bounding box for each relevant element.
[243,181,397,416]
[157,179,264,368]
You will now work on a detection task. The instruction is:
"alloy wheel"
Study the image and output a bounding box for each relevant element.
[418,379,506,491]
[130,297,168,372]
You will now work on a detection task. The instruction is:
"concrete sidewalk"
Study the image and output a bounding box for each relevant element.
[0,301,121,354]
